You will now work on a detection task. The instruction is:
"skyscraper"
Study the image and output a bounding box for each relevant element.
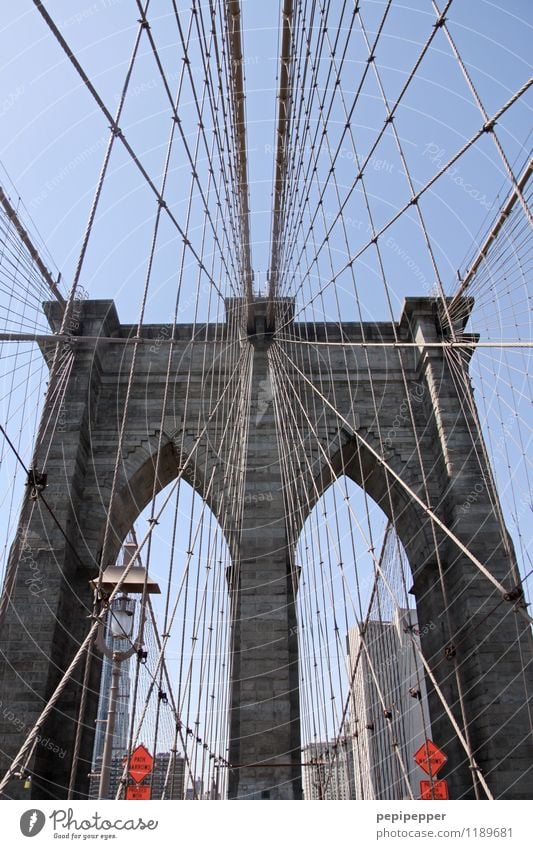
[302,735,355,800]
[148,750,186,799]
[347,608,432,799]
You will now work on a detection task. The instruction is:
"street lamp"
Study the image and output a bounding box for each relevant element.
[90,565,160,800]
[110,595,135,640]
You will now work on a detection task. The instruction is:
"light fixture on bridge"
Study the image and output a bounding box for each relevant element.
[90,561,160,801]
[109,594,135,640]
[90,565,161,596]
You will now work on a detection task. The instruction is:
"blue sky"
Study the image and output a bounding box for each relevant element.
[1,1,531,325]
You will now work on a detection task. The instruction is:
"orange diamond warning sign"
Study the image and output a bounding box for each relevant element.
[413,739,447,777]
[128,744,154,784]
[420,779,449,800]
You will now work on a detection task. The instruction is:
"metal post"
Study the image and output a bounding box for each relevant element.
[98,653,121,800]
[214,762,220,800]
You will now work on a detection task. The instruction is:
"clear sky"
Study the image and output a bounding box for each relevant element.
[1,1,531,323]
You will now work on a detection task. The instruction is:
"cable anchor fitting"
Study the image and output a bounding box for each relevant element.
[503,585,523,603]
[444,643,457,660]
[26,468,47,499]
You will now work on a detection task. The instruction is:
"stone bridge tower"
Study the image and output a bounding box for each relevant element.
[0,296,531,800]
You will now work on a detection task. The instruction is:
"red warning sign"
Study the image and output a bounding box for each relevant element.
[413,739,447,777]
[420,779,449,800]
[128,744,154,784]
[126,784,151,800]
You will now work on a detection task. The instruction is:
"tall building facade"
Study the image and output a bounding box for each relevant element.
[302,737,355,800]
[347,608,432,799]
[148,751,186,799]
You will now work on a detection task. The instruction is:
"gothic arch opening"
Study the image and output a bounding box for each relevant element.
[95,436,237,570]
[88,474,234,800]
[295,474,434,800]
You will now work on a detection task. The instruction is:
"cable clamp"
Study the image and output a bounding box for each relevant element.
[503,585,523,603]
[26,468,47,498]
[444,643,457,660]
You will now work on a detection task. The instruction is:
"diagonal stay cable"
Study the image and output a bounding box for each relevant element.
[275,0,451,303]
[32,0,228,303]
[275,77,533,334]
